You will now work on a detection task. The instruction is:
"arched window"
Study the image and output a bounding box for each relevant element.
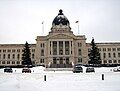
[17,54,20,60]
[113,53,116,58]
[3,54,5,59]
[32,54,34,59]
[78,49,81,56]
[8,54,10,59]
[12,54,15,59]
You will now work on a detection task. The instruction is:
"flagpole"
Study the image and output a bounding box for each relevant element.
[75,21,80,35]
[42,21,44,35]
[78,21,80,35]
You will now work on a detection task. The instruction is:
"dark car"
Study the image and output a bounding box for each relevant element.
[4,67,13,73]
[22,68,31,73]
[113,67,120,72]
[86,67,95,73]
[73,65,83,73]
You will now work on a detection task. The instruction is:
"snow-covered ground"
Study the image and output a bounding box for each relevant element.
[0,66,120,91]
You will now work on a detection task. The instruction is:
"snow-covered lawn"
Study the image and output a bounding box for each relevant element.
[0,66,120,91]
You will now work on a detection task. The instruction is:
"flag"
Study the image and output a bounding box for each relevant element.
[75,21,79,23]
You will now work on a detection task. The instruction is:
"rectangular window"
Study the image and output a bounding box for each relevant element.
[113,60,117,63]
[107,48,111,51]
[43,43,45,48]
[71,51,72,54]
[118,60,120,63]
[71,41,72,47]
[40,59,44,63]
[12,49,16,52]
[78,43,82,47]
[78,49,81,56]
[108,60,112,63]
[118,53,120,57]
[41,49,44,56]
[104,60,107,64]
[103,48,106,51]
[40,43,45,48]
[50,41,51,47]
[32,49,35,52]
[7,50,11,52]
[112,48,116,51]
[117,48,120,51]
[3,50,6,52]
[40,59,42,63]
[40,43,42,47]
[17,61,20,64]
[17,49,20,52]
[7,61,10,64]
[78,58,82,63]
[12,61,15,64]
[2,61,5,64]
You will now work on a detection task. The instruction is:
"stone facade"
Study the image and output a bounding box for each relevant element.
[0,10,120,67]
[0,44,36,66]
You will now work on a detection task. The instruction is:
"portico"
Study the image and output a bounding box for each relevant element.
[35,10,87,68]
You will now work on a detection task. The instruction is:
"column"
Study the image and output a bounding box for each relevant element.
[69,41,71,55]
[63,41,65,55]
[57,41,59,55]
[51,41,53,55]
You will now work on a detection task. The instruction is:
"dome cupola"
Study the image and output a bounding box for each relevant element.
[52,9,70,26]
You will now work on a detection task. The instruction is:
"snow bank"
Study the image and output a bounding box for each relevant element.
[0,66,120,91]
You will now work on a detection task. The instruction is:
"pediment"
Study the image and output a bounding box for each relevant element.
[48,34,74,39]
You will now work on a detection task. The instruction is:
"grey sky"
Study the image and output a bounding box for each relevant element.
[0,0,120,44]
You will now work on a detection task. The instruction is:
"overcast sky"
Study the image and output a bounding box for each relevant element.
[0,0,120,44]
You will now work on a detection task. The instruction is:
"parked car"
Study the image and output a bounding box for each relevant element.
[86,67,95,73]
[22,68,31,73]
[4,67,13,73]
[113,67,120,72]
[73,64,83,73]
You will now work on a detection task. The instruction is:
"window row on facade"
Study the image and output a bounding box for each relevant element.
[0,61,21,65]
[0,60,35,65]
[99,48,120,52]
[101,52,120,58]
[0,54,35,60]
[103,60,120,64]
[0,49,35,53]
